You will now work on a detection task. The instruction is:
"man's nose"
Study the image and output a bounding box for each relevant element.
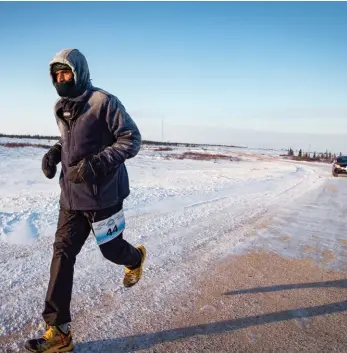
[56,74,64,83]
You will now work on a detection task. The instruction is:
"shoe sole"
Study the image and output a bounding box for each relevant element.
[25,342,74,353]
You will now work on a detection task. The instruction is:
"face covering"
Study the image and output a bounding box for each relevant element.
[54,79,83,98]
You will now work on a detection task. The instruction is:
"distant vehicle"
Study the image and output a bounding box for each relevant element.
[332,156,347,177]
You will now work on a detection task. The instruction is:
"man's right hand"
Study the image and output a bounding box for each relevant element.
[42,145,61,179]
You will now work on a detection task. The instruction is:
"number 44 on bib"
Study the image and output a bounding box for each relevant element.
[92,209,126,246]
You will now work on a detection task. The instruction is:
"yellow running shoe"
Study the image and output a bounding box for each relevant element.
[123,245,146,287]
[24,324,73,353]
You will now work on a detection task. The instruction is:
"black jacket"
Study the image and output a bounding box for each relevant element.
[49,49,141,211]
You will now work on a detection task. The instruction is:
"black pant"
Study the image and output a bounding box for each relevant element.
[42,202,141,325]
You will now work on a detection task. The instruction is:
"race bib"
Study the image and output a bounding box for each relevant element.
[92,209,125,245]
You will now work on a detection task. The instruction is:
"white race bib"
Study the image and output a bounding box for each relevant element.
[92,209,125,245]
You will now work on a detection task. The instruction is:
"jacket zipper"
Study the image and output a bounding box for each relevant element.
[93,184,98,197]
[93,183,100,209]
[92,144,102,208]
[67,123,72,210]
[58,116,73,210]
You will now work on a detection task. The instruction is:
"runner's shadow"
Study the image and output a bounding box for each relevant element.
[223,279,347,296]
[74,300,347,352]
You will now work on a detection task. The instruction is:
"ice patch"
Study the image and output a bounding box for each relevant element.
[2,214,39,245]
[248,332,258,343]
[200,304,216,312]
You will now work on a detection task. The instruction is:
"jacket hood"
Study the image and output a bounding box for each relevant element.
[49,49,91,93]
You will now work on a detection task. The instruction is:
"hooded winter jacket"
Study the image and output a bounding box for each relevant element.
[49,49,141,211]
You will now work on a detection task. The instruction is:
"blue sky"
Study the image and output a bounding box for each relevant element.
[0,1,346,152]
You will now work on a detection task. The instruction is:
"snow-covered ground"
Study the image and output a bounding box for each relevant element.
[0,139,340,352]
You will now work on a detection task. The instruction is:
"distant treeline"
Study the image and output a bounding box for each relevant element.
[0,133,245,149]
[285,147,343,162]
[0,142,52,149]
[0,133,60,140]
[142,139,245,148]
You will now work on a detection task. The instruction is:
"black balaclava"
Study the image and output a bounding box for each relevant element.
[51,62,84,98]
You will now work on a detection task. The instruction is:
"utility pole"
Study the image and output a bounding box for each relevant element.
[161,118,164,143]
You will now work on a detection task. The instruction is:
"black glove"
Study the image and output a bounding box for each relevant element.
[67,155,105,184]
[42,145,61,179]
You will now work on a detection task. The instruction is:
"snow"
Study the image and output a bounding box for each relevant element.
[0,138,342,351]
